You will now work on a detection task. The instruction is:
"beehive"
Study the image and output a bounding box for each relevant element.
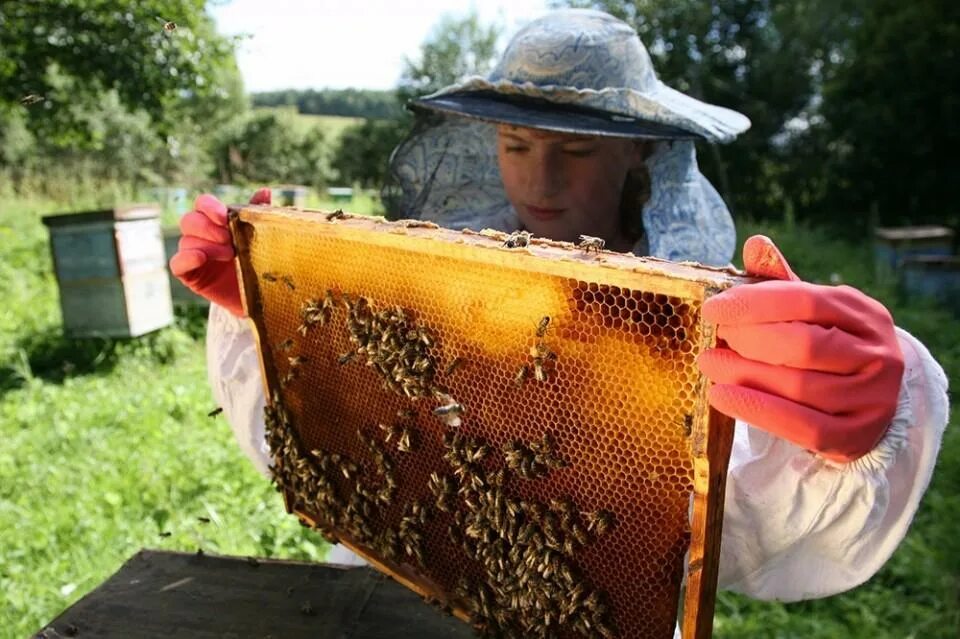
[229,206,747,639]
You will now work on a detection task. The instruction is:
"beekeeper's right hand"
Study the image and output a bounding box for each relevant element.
[169,188,271,317]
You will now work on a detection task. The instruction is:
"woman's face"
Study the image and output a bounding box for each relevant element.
[496,125,646,249]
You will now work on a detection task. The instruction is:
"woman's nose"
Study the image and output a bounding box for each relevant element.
[528,151,564,199]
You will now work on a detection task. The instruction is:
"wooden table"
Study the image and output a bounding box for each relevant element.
[34,549,474,638]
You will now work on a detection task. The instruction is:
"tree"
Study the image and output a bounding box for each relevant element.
[818,0,960,227]
[211,110,329,188]
[0,0,246,147]
[397,11,502,103]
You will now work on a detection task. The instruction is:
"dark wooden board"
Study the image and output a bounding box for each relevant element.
[34,549,474,638]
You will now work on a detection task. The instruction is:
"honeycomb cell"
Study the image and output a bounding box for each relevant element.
[233,208,743,639]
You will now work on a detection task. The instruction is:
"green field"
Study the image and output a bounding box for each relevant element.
[0,192,957,637]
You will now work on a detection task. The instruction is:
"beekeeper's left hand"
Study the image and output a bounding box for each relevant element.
[696,235,905,462]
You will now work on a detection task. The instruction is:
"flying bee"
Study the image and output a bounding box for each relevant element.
[157,17,177,32]
[503,229,532,248]
[19,94,44,106]
[577,234,605,253]
[158,531,172,538]
[325,209,345,220]
[197,516,211,524]
[207,406,223,418]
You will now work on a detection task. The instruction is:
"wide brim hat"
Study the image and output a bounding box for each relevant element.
[411,9,750,144]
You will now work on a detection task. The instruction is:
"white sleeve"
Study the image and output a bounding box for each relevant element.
[206,303,273,478]
[716,327,950,601]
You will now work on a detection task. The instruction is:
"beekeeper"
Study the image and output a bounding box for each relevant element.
[170,7,948,612]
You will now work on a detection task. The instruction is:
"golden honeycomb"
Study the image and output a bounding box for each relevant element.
[229,206,746,639]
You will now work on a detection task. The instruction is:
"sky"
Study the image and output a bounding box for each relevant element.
[208,0,552,92]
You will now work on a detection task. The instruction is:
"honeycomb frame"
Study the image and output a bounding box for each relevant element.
[229,206,746,638]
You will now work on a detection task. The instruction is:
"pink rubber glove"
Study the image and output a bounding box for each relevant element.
[169,188,271,317]
[697,235,905,462]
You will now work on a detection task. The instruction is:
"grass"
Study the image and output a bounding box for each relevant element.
[0,191,956,637]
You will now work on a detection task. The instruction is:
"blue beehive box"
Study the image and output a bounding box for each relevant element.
[901,256,960,315]
[874,226,954,282]
[42,204,173,337]
[272,185,309,207]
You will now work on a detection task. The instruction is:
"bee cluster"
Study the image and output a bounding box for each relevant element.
[502,433,566,480]
[441,431,617,638]
[344,295,441,400]
[258,277,621,637]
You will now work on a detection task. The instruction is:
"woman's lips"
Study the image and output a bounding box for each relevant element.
[526,205,565,221]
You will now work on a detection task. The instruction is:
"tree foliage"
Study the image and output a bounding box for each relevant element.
[562,0,958,228]
[0,0,246,187]
[211,110,329,188]
[397,11,501,103]
[819,0,960,225]
[252,89,403,119]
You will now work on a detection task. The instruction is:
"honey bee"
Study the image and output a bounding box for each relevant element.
[19,94,44,106]
[157,17,177,32]
[281,275,295,290]
[262,272,278,282]
[276,338,294,352]
[397,427,414,453]
[325,209,345,221]
[577,234,605,253]
[288,355,307,367]
[532,359,549,383]
[681,413,693,437]
[584,510,614,537]
[444,356,465,376]
[503,229,532,248]
[207,407,223,418]
[337,351,355,365]
[514,363,529,387]
[197,516,211,524]
[397,408,416,419]
[158,531,172,538]
[535,316,551,338]
[432,401,463,417]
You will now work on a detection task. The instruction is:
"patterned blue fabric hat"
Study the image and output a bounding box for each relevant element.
[386,9,750,266]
